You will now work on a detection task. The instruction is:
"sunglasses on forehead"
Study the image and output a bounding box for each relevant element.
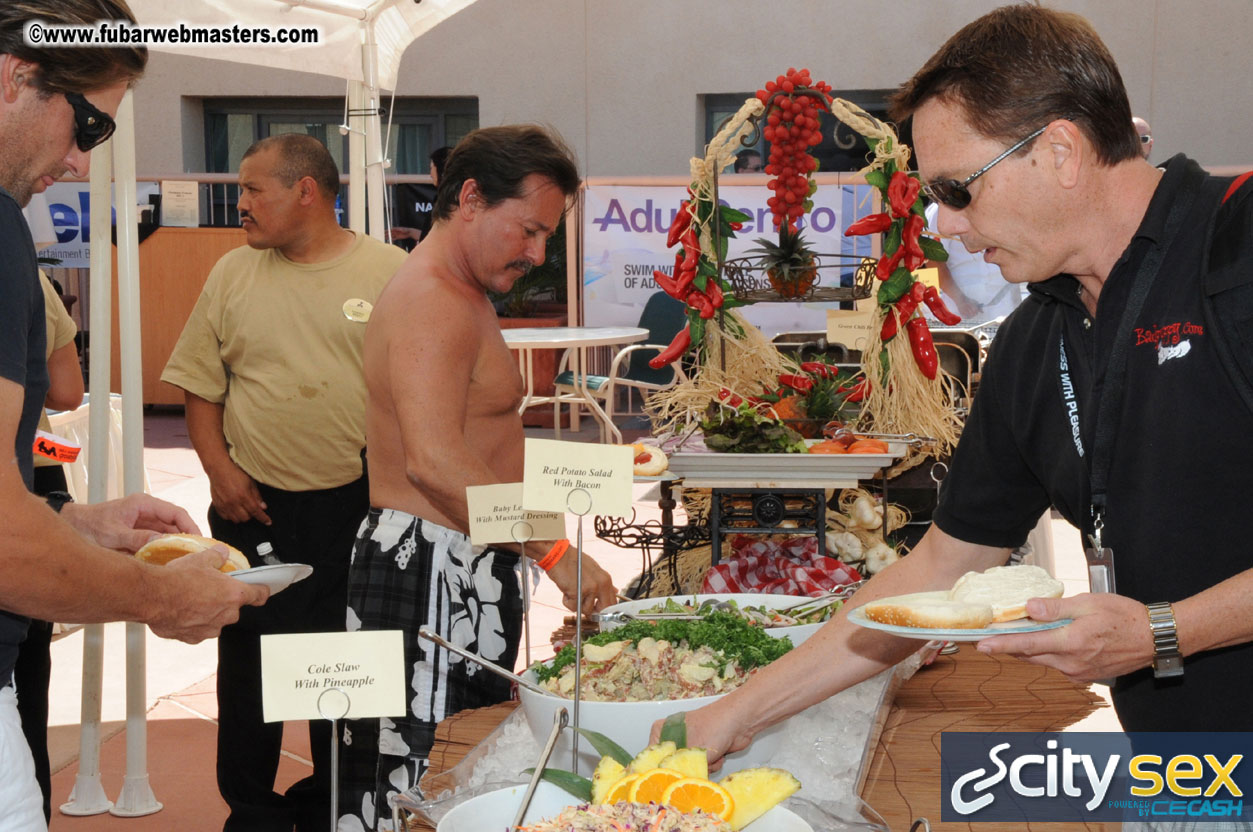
[921,125,1047,210]
[65,92,117,152]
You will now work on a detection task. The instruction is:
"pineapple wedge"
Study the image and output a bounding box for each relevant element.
[626,740,677,774]
[718,767,802,830]
[657,748,709,781]
[591,755,627,804]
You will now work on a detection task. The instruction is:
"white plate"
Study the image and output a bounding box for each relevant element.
[668,440,908,484]
[847,606,1070,642]
[231,563,313,594]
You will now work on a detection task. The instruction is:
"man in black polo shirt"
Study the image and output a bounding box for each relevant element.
[668,4,1253,761]
[0,3,268,827]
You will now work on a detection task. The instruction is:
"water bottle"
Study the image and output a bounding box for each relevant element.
[256,541,280,566]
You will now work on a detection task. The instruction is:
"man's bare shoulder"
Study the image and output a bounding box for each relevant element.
[372,254,491,339]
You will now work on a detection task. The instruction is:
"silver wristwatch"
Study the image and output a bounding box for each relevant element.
[1146,602,1183,679]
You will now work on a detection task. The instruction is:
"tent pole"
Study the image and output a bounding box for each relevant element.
[363,19,387,240]
[347,77,367,234]
[59,127,116,820]
[108,89,163,818]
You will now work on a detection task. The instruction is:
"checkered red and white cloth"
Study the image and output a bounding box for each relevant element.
[702,534,862,596]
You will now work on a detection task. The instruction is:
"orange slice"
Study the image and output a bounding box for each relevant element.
[660,777,735,820]
[602,772,641,805]
[628,768,683,804]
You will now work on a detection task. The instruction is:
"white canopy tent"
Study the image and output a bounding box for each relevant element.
[67,0,478,818]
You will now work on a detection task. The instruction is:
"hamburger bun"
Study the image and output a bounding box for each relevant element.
[861,564,1066,630]
[862,591,995,630]
[950,564,1064,622]
[135,534,250,574]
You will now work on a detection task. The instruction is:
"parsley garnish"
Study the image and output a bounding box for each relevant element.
[532,612,792,682]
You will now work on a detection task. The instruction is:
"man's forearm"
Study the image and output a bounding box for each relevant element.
[722,526,1010,735]
[184,393,233,475]
[0,486,156,624]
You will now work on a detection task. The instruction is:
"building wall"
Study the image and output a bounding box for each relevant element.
[130,0,1252,176]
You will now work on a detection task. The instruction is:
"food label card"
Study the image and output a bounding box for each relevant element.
[522,438,632,518]
[260,631,405,722]
[466,482,566,545]
[827,298,877,352]
[914,267,940,291]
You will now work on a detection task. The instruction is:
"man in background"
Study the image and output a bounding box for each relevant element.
[1133,115,1153,160]
[339,125,616,830]
[734,149,763,173]
[163,134,406,832]
[388,144,453,250]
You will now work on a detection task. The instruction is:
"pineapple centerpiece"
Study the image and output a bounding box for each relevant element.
[748,224,818,300]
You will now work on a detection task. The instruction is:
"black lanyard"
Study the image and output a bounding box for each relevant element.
[1071,166,1205,546]
[1056,333,1085,459]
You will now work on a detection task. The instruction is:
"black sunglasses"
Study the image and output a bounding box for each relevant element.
[922,126,1047,210]
[65,92,116,152]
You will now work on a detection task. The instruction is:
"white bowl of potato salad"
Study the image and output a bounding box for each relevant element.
[521,613,792,774]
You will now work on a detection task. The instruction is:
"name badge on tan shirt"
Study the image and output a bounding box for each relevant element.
[342,299,373,323]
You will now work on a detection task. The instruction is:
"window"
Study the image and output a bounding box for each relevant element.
[703,89,897,175]
[204,96,478,225]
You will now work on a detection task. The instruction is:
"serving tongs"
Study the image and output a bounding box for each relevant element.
[417,627,550,697]
[512,707,568,830]
[592,610,706,625]
[775,580,867,615]
[821,426,936,449]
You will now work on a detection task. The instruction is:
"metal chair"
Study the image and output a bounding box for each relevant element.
[553,292,689,442]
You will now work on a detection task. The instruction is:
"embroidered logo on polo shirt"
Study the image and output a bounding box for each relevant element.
[1157,340,1192,365]
[1134,321,1203,365]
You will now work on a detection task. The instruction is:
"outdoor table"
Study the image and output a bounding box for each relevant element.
[400,646,1115,832]
[502,326,648,442]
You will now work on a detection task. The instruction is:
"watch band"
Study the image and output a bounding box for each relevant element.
[1146,601,1183,679]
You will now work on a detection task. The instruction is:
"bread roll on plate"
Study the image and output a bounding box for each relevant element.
[950,564,1064,623]
[862,591,994,630]
[135,534,250,573]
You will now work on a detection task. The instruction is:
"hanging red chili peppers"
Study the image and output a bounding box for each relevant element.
[906,317,939,380]
[922,286,962,326]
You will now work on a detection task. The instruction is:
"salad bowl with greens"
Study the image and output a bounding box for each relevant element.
[597,593,841,647]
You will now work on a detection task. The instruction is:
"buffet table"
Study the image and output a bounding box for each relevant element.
[404,646,1116,832]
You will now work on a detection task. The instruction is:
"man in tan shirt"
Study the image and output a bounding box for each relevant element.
[163,133,405,832]
[338,126,616,830]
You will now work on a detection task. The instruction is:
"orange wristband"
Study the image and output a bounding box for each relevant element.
[537,539,570,572]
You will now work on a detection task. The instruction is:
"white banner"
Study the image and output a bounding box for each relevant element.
[23,182,161,267]
[581,182,879,339]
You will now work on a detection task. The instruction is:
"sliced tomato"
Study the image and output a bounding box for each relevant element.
[847,439,890,454]
[808,440,847,454]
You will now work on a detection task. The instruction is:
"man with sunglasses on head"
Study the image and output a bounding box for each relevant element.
[665,4,1253,762]
[0,3,270,828]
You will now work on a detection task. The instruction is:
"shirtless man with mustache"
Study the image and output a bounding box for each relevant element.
[339,125,617,831]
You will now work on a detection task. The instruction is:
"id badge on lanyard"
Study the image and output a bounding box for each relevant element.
[1059,334,1116,595]
[1085,511,1116,594]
